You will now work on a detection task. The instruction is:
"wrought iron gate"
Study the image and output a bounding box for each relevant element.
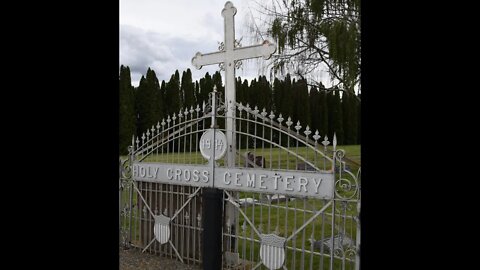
[120,91,360,269]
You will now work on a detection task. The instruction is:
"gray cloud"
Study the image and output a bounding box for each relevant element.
[120,24,227,86]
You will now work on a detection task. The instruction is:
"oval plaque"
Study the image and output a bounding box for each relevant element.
[199,129,227,160]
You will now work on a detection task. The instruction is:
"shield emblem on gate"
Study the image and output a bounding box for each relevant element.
[259,234,286,270]
[153,215,171,244]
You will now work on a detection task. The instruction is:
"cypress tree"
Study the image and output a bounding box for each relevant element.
[199,72,213,106]
[332,90,344,144]
[145,68,163,124]
[242,79,249,105]
[165,73,181,116]
[135,68,163,137]
[326,90,335,140]
[160,80,167,117]
[257,75,272,112]
[174,70,182,110]
[212,71,224,96]
[273,78,283,113]
[309,86,320,134]
[318,90,329,138]
[194,80,200,106]
[119,65,136,155]
[342,92,358,145]
[182,68,195,109]
[236,77,244,103]
[293,79,310,129]
[281,74,294,120]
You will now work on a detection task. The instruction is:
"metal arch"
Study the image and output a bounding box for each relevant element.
[233,102,333,161]
[222,127,330,173]
[122,100,360,270]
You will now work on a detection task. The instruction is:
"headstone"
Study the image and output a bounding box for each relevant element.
[244,151,266,168]
[296,162,316,171]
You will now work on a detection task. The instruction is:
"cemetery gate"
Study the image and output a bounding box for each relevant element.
[119,90,361,270]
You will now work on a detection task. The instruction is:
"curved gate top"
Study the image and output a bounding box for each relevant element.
[121,88,360,269]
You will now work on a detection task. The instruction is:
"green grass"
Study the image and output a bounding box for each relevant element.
[121,145,360,171]
[230,193,358,269]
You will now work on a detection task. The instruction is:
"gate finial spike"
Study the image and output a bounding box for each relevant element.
[313,130,321,141]
[277,113,284,123]
[304,125,311,137]
[295,120,302,131]
[269,111,275,119]
[322,135,329,146]
[333,132,337,149]
[286,117,293,127]
[261,108,267,117]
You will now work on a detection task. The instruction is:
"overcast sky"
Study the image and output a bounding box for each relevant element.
[120,0,272,87]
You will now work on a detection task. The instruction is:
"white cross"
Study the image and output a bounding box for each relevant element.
[191,1,276,167]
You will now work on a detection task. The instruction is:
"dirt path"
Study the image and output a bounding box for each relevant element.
[120,247,201,270]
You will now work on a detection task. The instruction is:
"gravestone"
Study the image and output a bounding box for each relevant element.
[244,151,266,168]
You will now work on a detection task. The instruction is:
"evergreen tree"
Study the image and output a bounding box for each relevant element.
[326,91,335,140]
[342,90,358,145]
[332,90,344,144]
[293,79,310,129]
[309,86,320,134]
[119,65,136,155]
[165,73,181,116]
[194,80,200,106]
[318,90,329,138]
[273,78,284,113]
[256,75,272,112]
[248,78,257,107]
[182,69,196,109]
[242,79,249,105]
[135,68,163,137]
[145,68,163,123]
[280,74,294,119]
[212,71,224,96]
[198,72,213,106]
[236,77,244,104]
[160,80,167,117]
[174,70,182,110]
